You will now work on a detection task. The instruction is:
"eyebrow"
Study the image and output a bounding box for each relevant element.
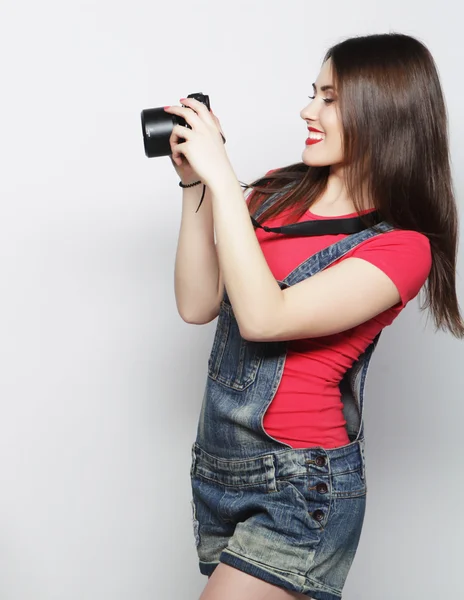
[312,83,335,92]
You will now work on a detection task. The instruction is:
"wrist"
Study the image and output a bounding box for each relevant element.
[208,169,240,198]
[179,179,202,188]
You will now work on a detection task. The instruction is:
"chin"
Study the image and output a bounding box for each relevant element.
[302,148,342,168]
[302,156,332,167]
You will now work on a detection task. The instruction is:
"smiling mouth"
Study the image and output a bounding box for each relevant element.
[305,136,324,146]
[306,129,325,146]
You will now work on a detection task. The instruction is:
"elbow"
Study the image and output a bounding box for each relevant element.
[180,313,203,325]
[241,316,290,342]
[239,320,268,342]
[241,328,269,342]
[182,315,216,325]
[238,311,275,342]
[178,303,221,325]
[180,314,213,325]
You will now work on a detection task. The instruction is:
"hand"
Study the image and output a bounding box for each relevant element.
[168,151,200,186]
[164,98,234,189]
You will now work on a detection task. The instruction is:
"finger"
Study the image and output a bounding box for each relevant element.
[170,123,194,146]
[171,137,189,164]
[171,151,183,166]
[180,97,212,118]
[164,105,202,130]
[179,97,216,128]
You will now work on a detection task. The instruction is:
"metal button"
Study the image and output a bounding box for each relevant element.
[315,455,326,467]
[316,482,328,494]
[312,509,324,521]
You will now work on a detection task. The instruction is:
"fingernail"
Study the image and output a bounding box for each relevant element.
[179,98,187,102]
[164,106,170,110]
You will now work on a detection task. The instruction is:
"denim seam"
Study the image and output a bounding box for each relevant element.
[331,489,367,499]
[221,548,307,582]
[194,472,270,489]
[221,548,342,597]
[193,444,275,465]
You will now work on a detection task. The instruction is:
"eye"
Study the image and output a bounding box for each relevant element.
[308,95,334,104]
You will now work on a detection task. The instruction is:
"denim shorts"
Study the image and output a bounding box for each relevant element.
[190,440,367,600]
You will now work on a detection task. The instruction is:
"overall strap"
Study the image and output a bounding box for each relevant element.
[282,221,394,287]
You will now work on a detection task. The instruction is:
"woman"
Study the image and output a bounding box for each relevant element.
[164,32,463,600]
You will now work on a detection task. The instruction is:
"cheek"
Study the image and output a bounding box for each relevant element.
[323,111,342,139]
[322,113,343,161]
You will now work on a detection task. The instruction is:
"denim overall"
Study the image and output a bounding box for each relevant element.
[190,190,395,600]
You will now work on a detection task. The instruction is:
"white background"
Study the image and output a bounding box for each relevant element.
[0,1,463,598]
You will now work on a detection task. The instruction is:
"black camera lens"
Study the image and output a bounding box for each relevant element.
[140,92,211,158]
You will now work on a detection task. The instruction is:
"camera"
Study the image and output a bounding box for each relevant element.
[141,92,212,158]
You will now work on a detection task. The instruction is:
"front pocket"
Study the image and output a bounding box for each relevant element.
[207,301,263,391]
[331,467,367,498]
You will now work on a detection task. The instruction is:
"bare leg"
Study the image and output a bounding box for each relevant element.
[200,563,311,600]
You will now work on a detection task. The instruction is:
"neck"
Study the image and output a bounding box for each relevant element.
[326,165,373,211]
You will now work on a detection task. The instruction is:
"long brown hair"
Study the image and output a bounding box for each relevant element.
[243,33,464,338]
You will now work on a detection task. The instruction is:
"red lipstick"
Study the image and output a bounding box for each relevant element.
[306,126,325,145]
[306,138,323,145]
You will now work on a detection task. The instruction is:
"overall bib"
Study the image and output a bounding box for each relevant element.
[190,190,395,600]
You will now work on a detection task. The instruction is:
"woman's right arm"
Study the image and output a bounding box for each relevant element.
[174,183,224,324]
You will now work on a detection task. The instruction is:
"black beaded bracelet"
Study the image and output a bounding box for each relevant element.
[179,179,206,213]
[179,180,202,188]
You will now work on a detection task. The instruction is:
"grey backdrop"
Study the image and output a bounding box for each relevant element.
[1,1,463,598]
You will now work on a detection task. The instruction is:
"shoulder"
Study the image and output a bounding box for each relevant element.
[351,228,431,269]
[348,228,432,308]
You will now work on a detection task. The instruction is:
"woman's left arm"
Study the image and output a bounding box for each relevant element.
[209,172,287,338]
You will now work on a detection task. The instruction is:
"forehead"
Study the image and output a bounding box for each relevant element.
[315,58,333,84]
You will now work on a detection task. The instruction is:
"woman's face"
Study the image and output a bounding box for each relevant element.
[300,58,344,168]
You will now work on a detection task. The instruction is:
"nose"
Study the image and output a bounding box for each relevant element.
[300,98,320,124]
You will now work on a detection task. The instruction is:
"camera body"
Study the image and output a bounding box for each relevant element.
[141,92,211,158]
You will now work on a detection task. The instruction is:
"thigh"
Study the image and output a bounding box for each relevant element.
[201,564,311,600]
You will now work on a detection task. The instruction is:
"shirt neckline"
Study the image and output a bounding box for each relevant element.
[306,207,376,220]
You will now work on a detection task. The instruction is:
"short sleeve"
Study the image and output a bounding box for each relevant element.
[350,230,432,308]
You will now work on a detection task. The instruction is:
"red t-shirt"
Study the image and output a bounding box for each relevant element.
[253,201,432,449]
